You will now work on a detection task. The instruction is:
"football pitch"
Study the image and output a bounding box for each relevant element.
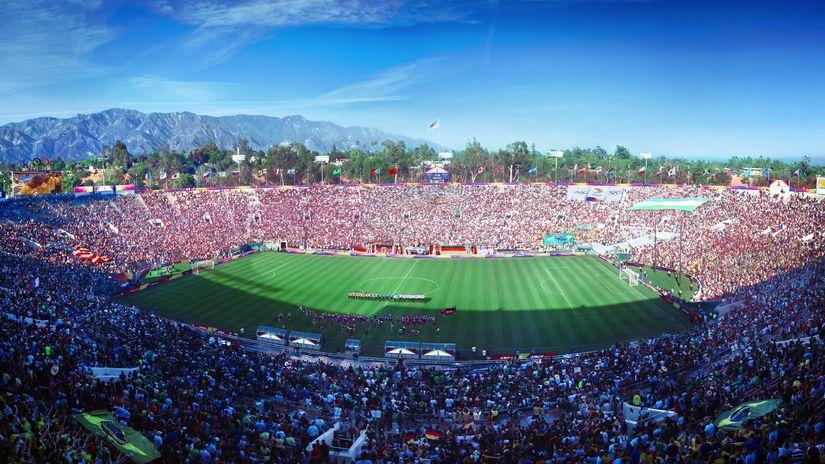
[119,252,691,357]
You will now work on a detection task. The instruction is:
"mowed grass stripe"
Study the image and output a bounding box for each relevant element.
[120,253,691,356]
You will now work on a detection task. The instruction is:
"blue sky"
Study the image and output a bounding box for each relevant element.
[2,0,824,159]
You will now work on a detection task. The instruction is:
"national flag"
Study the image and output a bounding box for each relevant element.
[427,119,440,131]
[275,168,282,175]
[370,168,378,175]
[231,170,240,176]
[607,167,616,177]
[792,169,800,177]
[218,171,227,178]
[577,167,586,175]
[258,168,267,176]
[494,166,504,175]
[202,171,211,179]
[637,167,646,176]
[29,277,39,290]
[332,168,342,175]
[668,167,677,176]
[74,411,161,463]
[144,172,151,180]
[476,166,485,174]
[528,166,537,174]
[287,168,296,175]
[404,433,417,444]
[462,419,475,430]
[761,168,770,176]
[424,430,444,441]
[595,166,603,173]
[171,173,179,180]
[713,400,780,431]
[159,172,167,180]
[388,167,398,175]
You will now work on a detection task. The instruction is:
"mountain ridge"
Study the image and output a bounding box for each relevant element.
[0,108,435,163]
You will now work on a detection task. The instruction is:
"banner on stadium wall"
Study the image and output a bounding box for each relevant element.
[94,185,115,195]
[74,186,95,196]
[584,186,627,202]
[566,185,590,201]
[424,167,450,182]
[116,184,136,195]
[11,171,63,196]
[543,233,575,246]
[817,176,825,195]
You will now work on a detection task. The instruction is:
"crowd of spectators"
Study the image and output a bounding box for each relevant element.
[0,184,823,463]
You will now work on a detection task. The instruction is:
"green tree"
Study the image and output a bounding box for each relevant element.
[614,145,631,160]
[110,140,132,168]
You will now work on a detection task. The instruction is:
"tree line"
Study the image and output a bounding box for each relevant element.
[0,138,821,195]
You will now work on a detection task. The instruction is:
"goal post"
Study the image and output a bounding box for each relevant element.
[620,267,640,287]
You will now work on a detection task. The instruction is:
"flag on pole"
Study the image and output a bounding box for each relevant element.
[476,166,485,174]
[595,166,603,173]
[427,119,440,131]
[577,167,586,175]
[258,168,267,176]
[144,172,151,180]
[171,172,179,180]
[218,171,227,178]
[370,168,380,175]
[528,166,537,174]
[668,167,677,176]
[761,168,770,176]
[159,172,167,180]
[203,171,211,179]
[275,168,282,175]
[332,168,342,175]
[388,167,398,175]
[231,170,240,176]
[792,169,800,177]
[637,167,646,176]
[607,167,616,177]
[287,168,296,175]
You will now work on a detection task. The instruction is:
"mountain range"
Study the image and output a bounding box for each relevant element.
[0,108,435,164]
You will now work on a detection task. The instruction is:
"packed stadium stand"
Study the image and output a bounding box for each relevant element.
[1,183,823,463]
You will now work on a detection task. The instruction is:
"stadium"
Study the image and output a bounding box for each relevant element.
[2,1,825,463]
[2,179,824,463]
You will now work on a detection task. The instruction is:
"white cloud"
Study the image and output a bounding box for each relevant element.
[0,0,115,92]
[318,59,443,105]
[127,75,235,102]
[154,0,483,68]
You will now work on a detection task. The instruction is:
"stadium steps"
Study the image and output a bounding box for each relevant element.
[132,194,149,211]
[163,192,182,215]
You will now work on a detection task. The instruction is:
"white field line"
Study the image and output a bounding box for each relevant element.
[541,263,575,311]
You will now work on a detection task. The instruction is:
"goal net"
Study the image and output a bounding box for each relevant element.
[620,267,640,287]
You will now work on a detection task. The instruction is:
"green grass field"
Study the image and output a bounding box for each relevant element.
[119,252,691,357]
